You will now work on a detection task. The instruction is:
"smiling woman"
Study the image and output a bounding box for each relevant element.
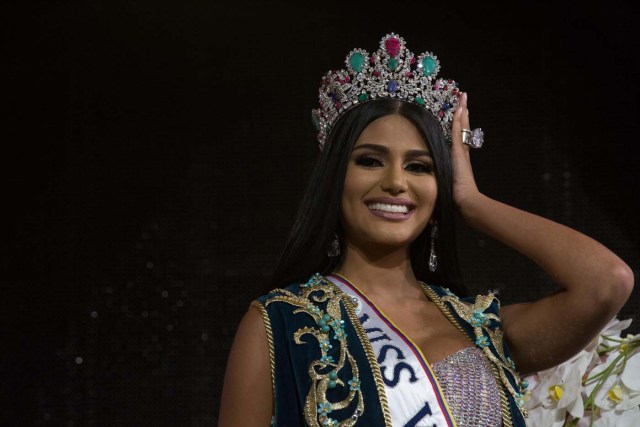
[218,33,634,427]
[341,115,437,251]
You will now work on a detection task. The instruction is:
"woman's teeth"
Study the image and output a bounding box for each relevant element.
[367,203,409,214]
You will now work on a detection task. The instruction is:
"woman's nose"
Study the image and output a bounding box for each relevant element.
[381,163,407,194]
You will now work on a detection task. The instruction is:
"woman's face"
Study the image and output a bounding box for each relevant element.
[340,114,437,251]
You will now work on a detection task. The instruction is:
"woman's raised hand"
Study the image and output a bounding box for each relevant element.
[450,92,481,219]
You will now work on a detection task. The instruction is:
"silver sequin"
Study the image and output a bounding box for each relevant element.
[432,347,502,427]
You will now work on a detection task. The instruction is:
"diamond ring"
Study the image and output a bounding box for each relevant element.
[461,128,484,149]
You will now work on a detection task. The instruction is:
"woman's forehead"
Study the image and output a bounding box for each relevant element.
[355,115,429,151]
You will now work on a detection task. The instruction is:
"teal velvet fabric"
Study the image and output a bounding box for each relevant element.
[256,283,387,426]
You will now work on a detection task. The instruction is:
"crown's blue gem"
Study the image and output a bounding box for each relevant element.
[422,57,437,76]
[349,52,366,72]
[442,101,452,111]
[387,80,398,93]
[329,92,339,101]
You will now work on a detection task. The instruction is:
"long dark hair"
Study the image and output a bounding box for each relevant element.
[264,98,465,296]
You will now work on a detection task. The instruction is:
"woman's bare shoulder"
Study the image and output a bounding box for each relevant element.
[218,305,273,426]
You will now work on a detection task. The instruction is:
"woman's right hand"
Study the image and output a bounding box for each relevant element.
[449,92,483,221]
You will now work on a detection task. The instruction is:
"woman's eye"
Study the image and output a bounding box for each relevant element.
[406,162,434,173]
[355,156,383,167]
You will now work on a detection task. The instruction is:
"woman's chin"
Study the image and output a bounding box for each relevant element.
[355,234,418,253]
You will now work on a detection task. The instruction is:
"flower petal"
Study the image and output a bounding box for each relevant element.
[526,406,566,427]
[618,391,640,410]
[566,392,584,418]
[621,352,640,391]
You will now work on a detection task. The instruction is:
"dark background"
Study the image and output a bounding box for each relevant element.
[2,0,639,425]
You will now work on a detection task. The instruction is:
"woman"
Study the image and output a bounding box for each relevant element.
[219,33,633,426]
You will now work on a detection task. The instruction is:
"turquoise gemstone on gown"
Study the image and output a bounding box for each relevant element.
[349,52,365,72]
[422,57,437,76]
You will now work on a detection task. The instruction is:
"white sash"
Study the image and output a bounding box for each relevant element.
[327,274,456,427]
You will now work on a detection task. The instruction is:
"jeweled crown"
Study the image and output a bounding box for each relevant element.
[312,33,461,150]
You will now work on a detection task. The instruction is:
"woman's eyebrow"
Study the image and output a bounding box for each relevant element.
[406,149,432,158]
[353,144,432,158]
[352,143,388,153]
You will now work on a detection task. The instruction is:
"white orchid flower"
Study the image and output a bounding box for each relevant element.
[526,405,566,427]
[523,317,640,426]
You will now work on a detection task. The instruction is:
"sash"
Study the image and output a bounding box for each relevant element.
[327,274,457,427]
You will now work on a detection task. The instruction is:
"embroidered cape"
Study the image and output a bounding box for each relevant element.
[253,273,528,426]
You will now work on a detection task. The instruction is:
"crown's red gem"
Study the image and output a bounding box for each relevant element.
[385,38,401,57]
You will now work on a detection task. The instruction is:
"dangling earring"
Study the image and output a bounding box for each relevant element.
[328,233,341,257]
[429,220,438,272]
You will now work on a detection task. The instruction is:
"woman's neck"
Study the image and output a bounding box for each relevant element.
[333,242,423,300]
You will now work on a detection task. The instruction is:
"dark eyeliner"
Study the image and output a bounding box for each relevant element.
[406,162,434,173]
[355,155,384,167]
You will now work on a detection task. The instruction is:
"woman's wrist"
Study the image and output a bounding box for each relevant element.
[456,190,488,227]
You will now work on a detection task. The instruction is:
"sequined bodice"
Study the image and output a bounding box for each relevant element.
[432,346,502,427]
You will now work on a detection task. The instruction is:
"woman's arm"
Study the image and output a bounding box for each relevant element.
[218,306,273,425]
[450,94,634,375]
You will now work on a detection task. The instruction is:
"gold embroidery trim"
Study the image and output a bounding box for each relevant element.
[250,300,276,408]
[419,283,522,427]
[264,276,366,426]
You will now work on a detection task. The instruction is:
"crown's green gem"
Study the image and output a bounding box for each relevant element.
[349,52,366,72]
[415,97,425,105]
[357,93,369,102]
[388,58,398,71]
[422,57,437,76]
